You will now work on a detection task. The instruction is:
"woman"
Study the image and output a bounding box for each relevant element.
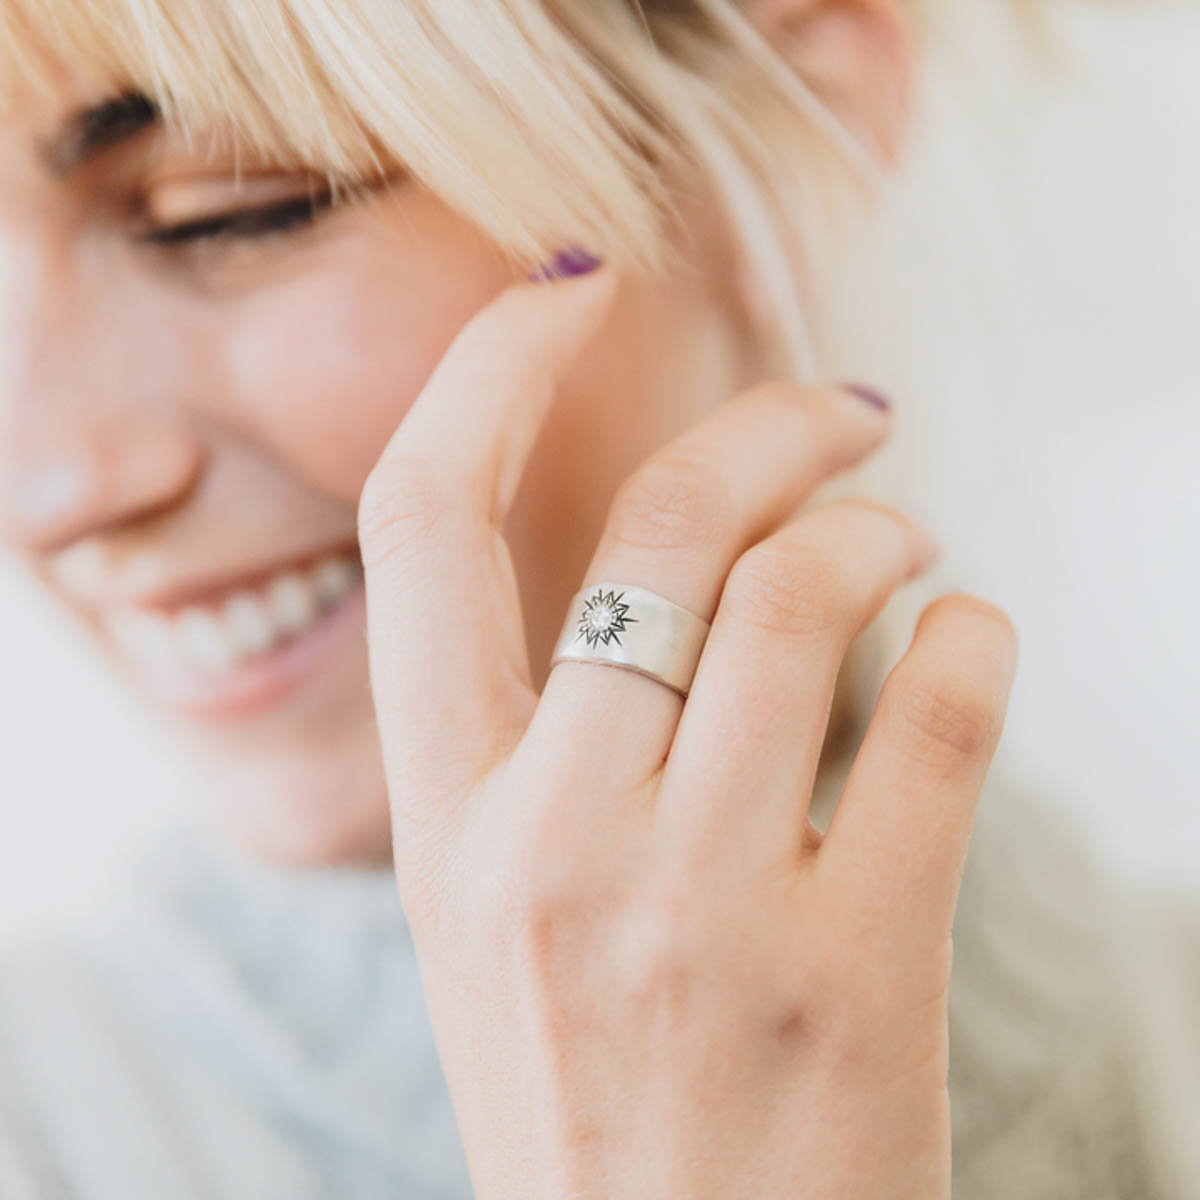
[0,0,1181,1196]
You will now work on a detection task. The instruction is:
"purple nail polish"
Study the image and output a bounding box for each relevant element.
[527,246,603,282]
[841,383,892,413]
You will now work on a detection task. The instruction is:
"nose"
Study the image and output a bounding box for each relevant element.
[1,420,203,552]
[0,240,204,552]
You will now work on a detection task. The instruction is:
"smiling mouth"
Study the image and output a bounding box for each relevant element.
[99,543,366,719]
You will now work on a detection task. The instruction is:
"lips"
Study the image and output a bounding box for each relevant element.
[96,542,368,720]
[104,546,362,672]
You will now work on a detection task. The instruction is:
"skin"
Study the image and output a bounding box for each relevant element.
[362,274,1018,1198]
[0,75,770,867]
[0,0,1019,1194]
[0,0,911,866]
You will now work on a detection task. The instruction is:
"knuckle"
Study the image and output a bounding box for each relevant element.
[724,539,853,638]
[636,883,707,965]
[478,862,596,1046]
[894,668,1004,769]
[488,819,598,965]
[779,938,875,1063]
[509,873,572,944]
[617,889,713,1025]
[604,452,731,554]
[357,454,450,569]
[487,863,581,969]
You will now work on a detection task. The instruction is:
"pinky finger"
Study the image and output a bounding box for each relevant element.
[818,594,1019,959]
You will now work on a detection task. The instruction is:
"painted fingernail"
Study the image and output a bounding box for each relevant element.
[527,246,604,282]
[841,383,892,413]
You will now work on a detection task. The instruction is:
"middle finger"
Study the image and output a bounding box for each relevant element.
[523,381,894,790]
[657,498,940,871]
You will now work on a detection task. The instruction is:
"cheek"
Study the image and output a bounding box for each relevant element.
[217,244,504,501]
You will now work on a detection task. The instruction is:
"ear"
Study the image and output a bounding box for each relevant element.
[744,0,916,166]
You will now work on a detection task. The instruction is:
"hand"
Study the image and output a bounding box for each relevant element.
[357,264,1018,1199]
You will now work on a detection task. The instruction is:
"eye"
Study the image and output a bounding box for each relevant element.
[136,190,336,246]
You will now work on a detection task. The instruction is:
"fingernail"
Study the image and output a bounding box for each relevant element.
[840,383,892,413]
[527,246,604,283]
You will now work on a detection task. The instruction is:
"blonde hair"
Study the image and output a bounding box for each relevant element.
[0,0,885,380]
[0,0,907,762]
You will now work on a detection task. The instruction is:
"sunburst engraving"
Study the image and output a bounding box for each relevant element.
[574,588,639,649]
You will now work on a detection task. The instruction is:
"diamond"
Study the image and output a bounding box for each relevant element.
[575,587,638,649]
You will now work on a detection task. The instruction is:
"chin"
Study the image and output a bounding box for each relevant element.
[189,707,397,868]
[213,776,395,869]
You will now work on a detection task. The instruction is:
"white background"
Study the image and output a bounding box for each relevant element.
[1,0,1197,942]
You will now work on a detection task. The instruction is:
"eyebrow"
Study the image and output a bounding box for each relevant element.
[39,91,159,176]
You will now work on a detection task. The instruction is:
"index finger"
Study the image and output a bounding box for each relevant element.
[357,260,618,824]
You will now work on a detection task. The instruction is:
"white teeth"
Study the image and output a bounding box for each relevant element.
[313,555,356,607]
[223,590,275,656]
[104,550,361,676]
[267,571,318,635]
[175,607,237,672]
[107,608,175,661]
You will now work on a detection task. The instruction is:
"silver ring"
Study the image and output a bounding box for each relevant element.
[549,581,712,697]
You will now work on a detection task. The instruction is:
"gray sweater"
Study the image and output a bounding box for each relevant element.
[0,761,1194,1198]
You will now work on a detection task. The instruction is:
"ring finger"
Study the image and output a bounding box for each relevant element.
[522,382,895,789]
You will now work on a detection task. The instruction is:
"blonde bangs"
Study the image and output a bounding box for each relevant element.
[0,0,916,765]
[0,0,872,366]
[0,0,736,274]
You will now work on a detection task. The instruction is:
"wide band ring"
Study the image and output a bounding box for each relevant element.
[549,581,712,697]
